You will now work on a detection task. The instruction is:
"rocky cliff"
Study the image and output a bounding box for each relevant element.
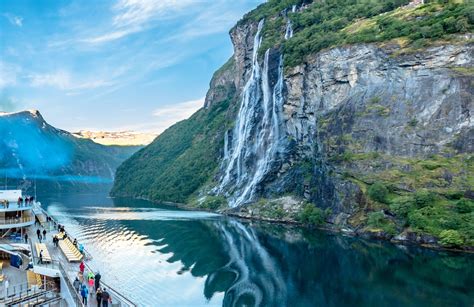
[113,0,473,248]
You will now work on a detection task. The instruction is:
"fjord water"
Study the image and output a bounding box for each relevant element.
[39,191,473,306]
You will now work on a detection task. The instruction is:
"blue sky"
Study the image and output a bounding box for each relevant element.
[0,0,263,133]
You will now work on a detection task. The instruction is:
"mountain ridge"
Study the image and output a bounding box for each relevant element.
[0,110,141,192]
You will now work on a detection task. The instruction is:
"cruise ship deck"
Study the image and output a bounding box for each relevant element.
[0,190,135,306]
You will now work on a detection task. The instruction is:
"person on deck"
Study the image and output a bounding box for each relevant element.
[88,274,94,295]
[79,261,85,274]
[101,288,111,307]
[36,229,41,239]
[95,272,101,289]
[73,238,78,247]
[38,233,42,243]
[96,287,103,306]
[73,277,81,292]
[38,250,43,264]
[81,284,88,305]
[24,233,28,244]
[42,229,46,241]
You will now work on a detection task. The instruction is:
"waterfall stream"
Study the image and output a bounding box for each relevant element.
[217,19,287,207]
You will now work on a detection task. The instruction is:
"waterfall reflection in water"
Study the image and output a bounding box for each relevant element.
[40,193,474,306]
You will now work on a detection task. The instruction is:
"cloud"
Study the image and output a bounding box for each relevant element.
[153,97,204,118]
[80,29,133,44]
[111,97,205,133]
[28,70,113,92]
[112,0,196,27]
[0,62,20,89]
[3,13,23,27]
[81,0,198,45]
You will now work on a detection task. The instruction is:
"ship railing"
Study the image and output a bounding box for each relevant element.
[0,216,34,225]
[83,262,137,307]
[0,280,58,303]
[35,203,136,306]
[58,261,85,307]
[0,203,33,210]
[32,255,61,271]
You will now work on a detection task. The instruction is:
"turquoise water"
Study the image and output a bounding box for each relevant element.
[40,192,474,306]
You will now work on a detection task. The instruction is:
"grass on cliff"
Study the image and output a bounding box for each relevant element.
[343,154,474,247]
[239,0,473,68]
[111,98,232,203]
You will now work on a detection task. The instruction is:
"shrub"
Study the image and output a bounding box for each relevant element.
[456,199,473,214]
[367,211,397,235]
[389,197,413,218]
[439,230,464,247]
[298,203,327,226]
[445,190,464,200]
[200,196,227,210]
[414,190,437,208]
[367,211,385,228]
[368,182,389,204]
[407,211,429,230]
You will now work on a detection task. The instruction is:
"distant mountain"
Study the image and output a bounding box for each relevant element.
[72,130,157,146]
[0,110,141,192]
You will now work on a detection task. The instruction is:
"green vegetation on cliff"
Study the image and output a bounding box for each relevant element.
[240,0,473,67]
[111,93,234,203]
[342,154,474,246]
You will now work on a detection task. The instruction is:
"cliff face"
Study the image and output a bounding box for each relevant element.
[284,42,471,197]
[212,18,472,202]
[113,2,473,247]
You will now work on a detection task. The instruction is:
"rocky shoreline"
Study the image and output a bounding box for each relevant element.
[123,196,474,254]
[225,210,474,254]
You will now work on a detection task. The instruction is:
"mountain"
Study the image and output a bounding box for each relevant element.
[0,110,141,192]
[112,0,473,249]
[72,130,157,146]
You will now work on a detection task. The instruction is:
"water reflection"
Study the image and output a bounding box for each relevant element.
[40,192,474,306]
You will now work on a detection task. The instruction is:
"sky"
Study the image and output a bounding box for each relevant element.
[0,0,263,133]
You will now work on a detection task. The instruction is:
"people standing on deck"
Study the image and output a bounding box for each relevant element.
[88,273,95,295]
[101,288,111,307]
[17,196,22,207]
[73,276,81,292]
[96,287,103,306]
[79,261,85,275]
[95,272,101,289]
[81,284,88,305]
[42,229,47,241]
[36,229,41,239]
[38,233,42,243]
[38,250,43,264]
[24,233,28,244]
[73,238,78,247]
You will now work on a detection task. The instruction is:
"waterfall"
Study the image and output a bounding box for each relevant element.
[223,130,229,160]
[284,5,296,40]
[218,19,287,207]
